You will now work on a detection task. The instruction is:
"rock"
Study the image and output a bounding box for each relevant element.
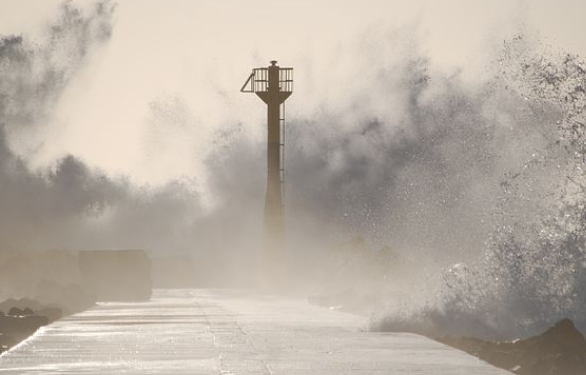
[21,307,34,316]
[0,297,64,323]
[7,307,23,316]
[0,313,48,340]
[0,333,17,353]
[0,298,45,314]
[0,296,67,356]
[440,318,586,375]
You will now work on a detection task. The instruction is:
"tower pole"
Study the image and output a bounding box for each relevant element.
[263,61,284,281]
[242,60,293,288]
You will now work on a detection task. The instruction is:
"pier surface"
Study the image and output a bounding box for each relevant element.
[0,289,508,374]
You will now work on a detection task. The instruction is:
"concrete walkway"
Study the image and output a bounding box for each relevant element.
[0,289,509,374]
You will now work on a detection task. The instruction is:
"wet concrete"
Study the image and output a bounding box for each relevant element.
[0,289,509,374]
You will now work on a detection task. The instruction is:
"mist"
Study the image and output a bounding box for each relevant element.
[0,0,563,277]
[0,0,585,344]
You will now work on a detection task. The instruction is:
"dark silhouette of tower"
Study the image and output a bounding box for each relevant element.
[242,61,293,282]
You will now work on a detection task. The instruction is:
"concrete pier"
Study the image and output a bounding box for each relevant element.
[0,289,508,374]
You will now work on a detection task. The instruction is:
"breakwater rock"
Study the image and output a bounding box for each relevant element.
[441,319,586,375]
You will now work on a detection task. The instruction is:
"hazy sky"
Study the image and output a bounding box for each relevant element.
[0,0,584,188]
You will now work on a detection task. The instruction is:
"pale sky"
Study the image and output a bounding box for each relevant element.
[0,0,585,188]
